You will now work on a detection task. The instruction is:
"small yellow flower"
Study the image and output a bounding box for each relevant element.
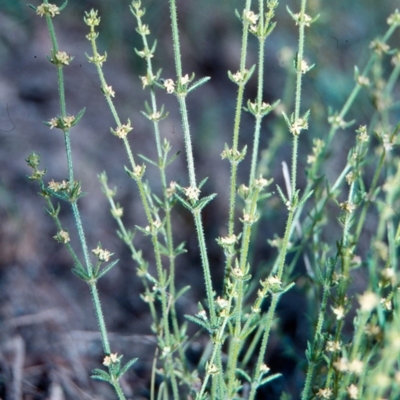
[216,296,229,309]
[387,9,400,26]
[290,118,308,136]
[300,59,310,74]
[84,9,101,27]
[54,51,72,66]
[332,305,345,320]
[53,230,70,244]
[231,267,244,279]
[103,85,115,97]
[356,125,368,142]
[112,207,124,218]
[346,171,355,185]
[149,111,162,121]
[370,40,390,55]
[380,297,392,311]
[339,201,356,213]
[333,357,348,372]
[163,79,175,94]
[244,10,259,25]
[62,115,75,128]
[357,75,370,86]
[92,246,112,262]
[347,384,358,399]
[140,76,150,89]
[206,362,219,375]
[317,388,333,399]
[197,310,207,320]
[36,3,60,18]
[103,353,118,366]
[328,114,346,129]
[112,120,133,139]
[132,164,146,179]
[48,117,59,129]
[180,74,190,85]
[294,12,312,27]
[87,53,107,66]
[231,71,244,83]
[48,179,68,192]
[254,176,271,189]
[348,360,363,375]
[326,340,341,352]
[166,181,176,198]
[183,185,201,201]
[381,267,396,283]
[137,24,150,35]
[219,234,237,246]
[358,291,379,312]
[162,346,171,357]
[260,275,282,292]
[260,364,270,373]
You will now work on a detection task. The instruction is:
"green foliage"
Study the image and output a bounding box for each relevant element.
[25,0,400,399]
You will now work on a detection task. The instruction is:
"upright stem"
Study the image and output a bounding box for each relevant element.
[169,0,217,324]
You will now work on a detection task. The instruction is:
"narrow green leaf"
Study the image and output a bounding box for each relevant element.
[175,194,193,211]
[194,193,217,211]
[174,241,187,256]
[118,357,138,378]
[97,259,119,279]
[259,373,281,387]
[187,76,211,94]
[165,150,181,167]
[59,0,68,11]
[72,107,86,126]
[185,314,211,332]
[138,153,158,167]
[91,369,111,383]
[71,268,90,281]
[276,184,288,204]
[175,285,191,301]
[236,368,251,383]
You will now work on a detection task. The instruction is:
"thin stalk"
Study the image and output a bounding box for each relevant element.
[86,18,180,399]
[301,260,335,400]
[249,0,266,185]
[291,0,307,196]
[168,0,217,324]
[227,188,261,394]
[250,1,308,397]
[41,4,125,398]
[226,0,252,273]
[248,294,279,400]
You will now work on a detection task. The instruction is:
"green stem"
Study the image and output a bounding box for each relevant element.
[248,294,280,400]
[301,260,335,400]
[40,5,125,399]
[227,0,252,242]
[249,0,265,185]
[193,210,217,323]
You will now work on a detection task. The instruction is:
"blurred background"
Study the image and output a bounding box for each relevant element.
[0,0,399,399]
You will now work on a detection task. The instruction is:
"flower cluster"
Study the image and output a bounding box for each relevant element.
[53,230,70,244]
[103,353,119,366]
[289,117,308,136]
[48,115,75,130]
[111,120,133,139]
[51,51,73,66]
[36,3,60,18]
[163,79,175,93]
[84,9,101,27]
[183,185,201,201]
[92,245,112,262]
[87,52,108,66]
[307,138,325,164]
